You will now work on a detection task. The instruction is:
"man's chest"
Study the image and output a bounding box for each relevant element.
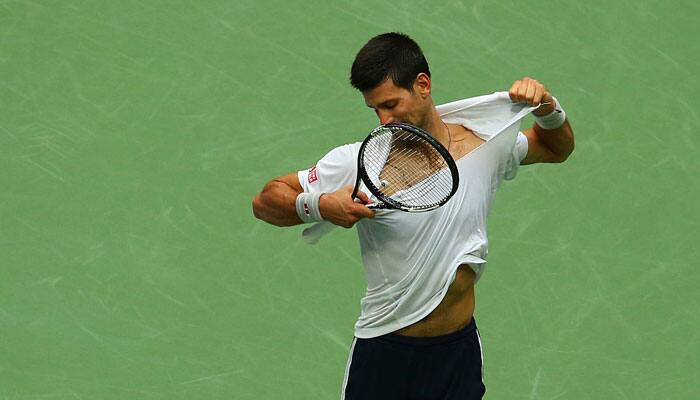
[448,126,486,161]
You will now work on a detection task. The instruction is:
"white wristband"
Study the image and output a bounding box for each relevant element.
[535,97,566,130]
[296,192,325,223]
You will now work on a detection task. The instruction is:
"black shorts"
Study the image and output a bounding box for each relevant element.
[341,318,485,400]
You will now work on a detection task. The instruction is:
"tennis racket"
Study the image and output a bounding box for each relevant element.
[302,122,459,244]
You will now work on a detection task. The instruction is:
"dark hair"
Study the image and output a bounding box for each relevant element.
[350,32,430,92]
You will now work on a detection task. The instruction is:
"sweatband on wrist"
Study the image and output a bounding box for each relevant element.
[295,192,325,223]
[535,97,566,130]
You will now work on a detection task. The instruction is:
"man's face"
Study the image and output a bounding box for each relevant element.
[362,76,431,129]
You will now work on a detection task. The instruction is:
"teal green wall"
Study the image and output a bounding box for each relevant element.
[1,1,697,398]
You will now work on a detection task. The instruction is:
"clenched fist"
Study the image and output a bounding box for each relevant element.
[508,77,556,116]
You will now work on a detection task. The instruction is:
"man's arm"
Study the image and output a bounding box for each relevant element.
[520,119,574,164]
[251,172,305,227]
[509,77,575,165]
[251,172,375,227]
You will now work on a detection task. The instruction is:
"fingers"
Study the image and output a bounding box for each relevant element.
[355,190,372,205]
[541,90,554,105]
[532,84,545,105]
[508,77,549,107]
[351,191,375,220]
[320,187,375,228]
[337,202,375,227]
[353,203,376,219]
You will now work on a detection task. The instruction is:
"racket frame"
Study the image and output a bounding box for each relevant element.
[354,122,459,212]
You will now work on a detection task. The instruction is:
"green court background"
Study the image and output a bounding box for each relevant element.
[1,1,698,399]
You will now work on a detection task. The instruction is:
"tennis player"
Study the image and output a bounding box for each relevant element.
[252,32,574,399]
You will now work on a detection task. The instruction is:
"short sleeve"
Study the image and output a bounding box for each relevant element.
[503,131,528,181]
[298,143,360,193]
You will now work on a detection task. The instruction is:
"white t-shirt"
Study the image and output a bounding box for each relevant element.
[298,92,535,338]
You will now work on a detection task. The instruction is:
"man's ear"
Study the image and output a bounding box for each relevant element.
[413,73,431,98]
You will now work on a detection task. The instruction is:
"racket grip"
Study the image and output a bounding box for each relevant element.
[302,221,337,244]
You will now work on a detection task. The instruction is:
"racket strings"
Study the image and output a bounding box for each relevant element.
[363,127,455,209]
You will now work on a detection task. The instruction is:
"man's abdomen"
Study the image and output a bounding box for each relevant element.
[394,264,476,337]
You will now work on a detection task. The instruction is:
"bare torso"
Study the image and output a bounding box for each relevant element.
[395,264,477,336]
[395,123,484,338]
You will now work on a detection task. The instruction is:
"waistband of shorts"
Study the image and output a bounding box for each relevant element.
[374,318,477,346]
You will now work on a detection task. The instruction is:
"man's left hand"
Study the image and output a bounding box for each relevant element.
[508,77,555,116]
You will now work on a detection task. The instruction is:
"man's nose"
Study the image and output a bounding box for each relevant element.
[377,110,395,125]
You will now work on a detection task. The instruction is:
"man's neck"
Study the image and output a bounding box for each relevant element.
[424,108,450,149]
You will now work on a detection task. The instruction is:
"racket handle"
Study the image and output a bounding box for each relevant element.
[302,221,337,244]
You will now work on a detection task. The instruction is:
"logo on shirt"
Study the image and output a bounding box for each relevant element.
[308,166,318,184]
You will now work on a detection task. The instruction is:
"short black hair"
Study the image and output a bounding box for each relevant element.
[350,32,430,92]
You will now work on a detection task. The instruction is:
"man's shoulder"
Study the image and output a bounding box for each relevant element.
[322,141,362,162]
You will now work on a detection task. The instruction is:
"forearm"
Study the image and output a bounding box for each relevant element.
[532,119,575,162]
[252,176,375,228]
[252,179,304,227]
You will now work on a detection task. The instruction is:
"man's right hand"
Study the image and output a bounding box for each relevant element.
[319,185,376,228]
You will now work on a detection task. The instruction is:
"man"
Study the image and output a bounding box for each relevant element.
[252,32,574,399]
